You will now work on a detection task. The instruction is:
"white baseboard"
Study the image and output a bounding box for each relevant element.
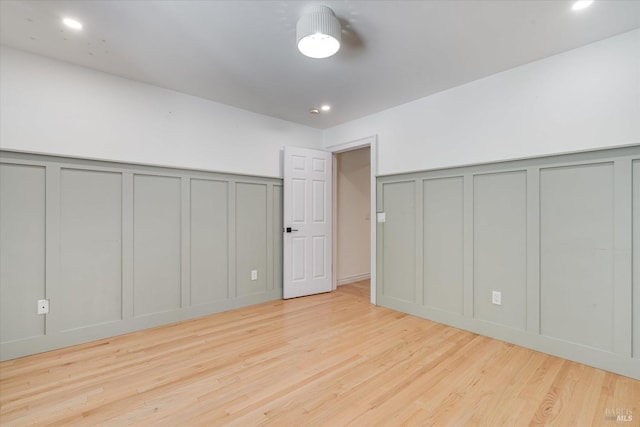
[337,273,371,286]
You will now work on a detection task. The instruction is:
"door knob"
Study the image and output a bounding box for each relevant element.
[285,227,299,233]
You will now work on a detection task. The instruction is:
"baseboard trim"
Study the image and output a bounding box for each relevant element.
[337,273,371,286]
[377,295,640,380]
[0,289,283,361]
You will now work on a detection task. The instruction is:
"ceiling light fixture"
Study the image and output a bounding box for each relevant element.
[297,5,341,59]
[572,0,594,11]
[321,105,331,112]
[62,17,83,30]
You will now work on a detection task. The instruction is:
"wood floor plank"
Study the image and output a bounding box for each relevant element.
[1,280,638,426]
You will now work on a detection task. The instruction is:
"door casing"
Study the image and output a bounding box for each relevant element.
[326,135,377,305]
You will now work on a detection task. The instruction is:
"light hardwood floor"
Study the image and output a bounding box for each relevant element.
[1,280,638,426]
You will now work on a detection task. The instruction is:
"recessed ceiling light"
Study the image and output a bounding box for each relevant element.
[321,105,331,112]
[63,17,83,30]
[309,108,320,115]
[572,0,594,11]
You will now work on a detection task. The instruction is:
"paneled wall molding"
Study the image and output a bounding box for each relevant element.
[377,145,640,379]
[0,150,283,361]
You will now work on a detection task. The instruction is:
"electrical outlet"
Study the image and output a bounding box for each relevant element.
[37,299,49,315]
[251,270,258,281]
[492,291,502,305]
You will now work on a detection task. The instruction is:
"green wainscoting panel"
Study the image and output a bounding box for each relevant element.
[540,163,614,352]
[377,146,640,379]
[381,181,416,303]
[0,151,283,361]
[0,164,46,344]
[190,179,229,304]
[273,186,283,290]
[423,177,464,314]
[634,160,640,359]
[474,171,527,331]
[133,174,182,317]
[58,169,123,331]
[236,183,268,297]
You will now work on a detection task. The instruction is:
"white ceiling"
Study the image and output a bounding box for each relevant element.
[1,0,639,129]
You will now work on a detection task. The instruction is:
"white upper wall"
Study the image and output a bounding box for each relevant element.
[3,29,639,178]
[324,29,640,176]
[0,46,322,178]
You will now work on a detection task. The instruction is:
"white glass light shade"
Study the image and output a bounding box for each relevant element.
[296,5,341,59]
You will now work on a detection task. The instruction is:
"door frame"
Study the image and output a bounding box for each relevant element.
[326,135,377,305]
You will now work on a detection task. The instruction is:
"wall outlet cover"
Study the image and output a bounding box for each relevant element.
[492,291,502,305]
[37,299,49,315]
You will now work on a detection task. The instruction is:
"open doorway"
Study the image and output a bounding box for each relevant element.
[334,146,371,293]
[327,135,377,304]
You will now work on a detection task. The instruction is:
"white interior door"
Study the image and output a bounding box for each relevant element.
[283,146,332,299]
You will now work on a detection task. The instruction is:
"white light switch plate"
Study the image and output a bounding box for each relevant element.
[377,212,386,223]
[251,270,258,281]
